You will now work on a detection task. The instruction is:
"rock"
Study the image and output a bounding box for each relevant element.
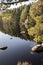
[0,46,8,50]
[10,38,13,39]
[42,43,43,46]
[20,31,25,34]
[17,61,31,65]
[32,44,43,53]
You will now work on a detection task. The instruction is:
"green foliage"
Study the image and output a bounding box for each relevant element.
[0,0,43,44]
[28,0,43,43]
[20,6,28,23]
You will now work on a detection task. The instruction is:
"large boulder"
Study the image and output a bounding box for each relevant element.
[32,44,43,53]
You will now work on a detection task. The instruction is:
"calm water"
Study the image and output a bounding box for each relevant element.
[0,31,43,65]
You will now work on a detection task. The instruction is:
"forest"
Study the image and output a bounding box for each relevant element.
[0,0,43,44]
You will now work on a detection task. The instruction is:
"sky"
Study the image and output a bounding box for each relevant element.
[7,0,37,9]
[0,0,36,3]
[0,0,37,9]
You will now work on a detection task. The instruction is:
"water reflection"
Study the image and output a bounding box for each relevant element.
[0,19,30,40]
[0,22,43,65]
[0,31,43,65]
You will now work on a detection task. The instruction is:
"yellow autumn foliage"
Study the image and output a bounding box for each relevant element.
[33,35,42,42]
[2,16,11,22]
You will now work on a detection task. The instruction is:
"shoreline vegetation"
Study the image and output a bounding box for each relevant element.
[0,0,43,44]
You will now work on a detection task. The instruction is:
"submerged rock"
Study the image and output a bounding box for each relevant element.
[10,38,13,39]
[32,44,43,53]
[17,61,31,65]
[0,46,8,50]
